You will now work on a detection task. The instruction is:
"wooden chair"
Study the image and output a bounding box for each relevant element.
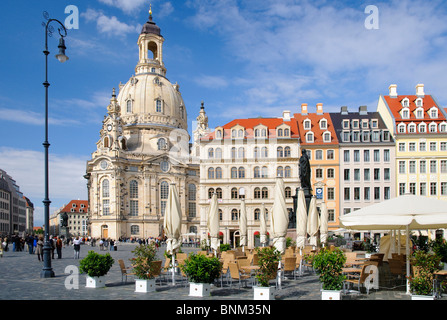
[283,256,298,279]
[228,261,251,289]
[370,253,384,266]
[151,260,164,285]
[344,264,377,295]
[118,259,135,283]
[388,258,405,285]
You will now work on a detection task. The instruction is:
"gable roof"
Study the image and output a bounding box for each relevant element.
[293,112,338,146]
[60,200,88,213]
[383,95,446,122]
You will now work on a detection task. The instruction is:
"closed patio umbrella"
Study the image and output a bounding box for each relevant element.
[260,203,267,246]
[208,193,220,256]
[270,177,289,254]
[319,202,329,247]
[163,183,182,285]
[240,199,247,252]
[296,188,307,251]
[307,196,319,248]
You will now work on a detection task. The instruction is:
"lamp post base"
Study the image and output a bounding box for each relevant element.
[40,269,55,278]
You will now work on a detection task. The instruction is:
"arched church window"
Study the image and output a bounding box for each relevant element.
[156,99,163,113]
[102,179,109,197]
[129,180,138,198]
[160,181,169,216]
[127,100,132,113]
[157,138,167,150]
[103,136,110,148]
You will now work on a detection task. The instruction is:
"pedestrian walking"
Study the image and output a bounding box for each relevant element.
[56,236,63,259]
[36,237,44,261]
[73,236,81,259]
[0,239,3,258]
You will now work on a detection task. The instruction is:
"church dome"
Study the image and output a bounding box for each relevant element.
[141,16,161,36]
[117,73,187,130]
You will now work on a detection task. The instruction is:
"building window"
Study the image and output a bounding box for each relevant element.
[131,225,139,235]
[127,100,132,113]
[231,209,239,221]
[354,187,360,201]
[254,166,260,178]
[420,160,426,174]
[284,146,291,158]
[216,188,222,199]
[277,166,284,178]
[420,183,426,196]
[430,160,437,173]
[238,147,245,159]
[364,187,370,201]
[344,188,350,201]
[408,124,416,133]
[102,199,110,215]
[327,150,334,160]
[231,188,238,199]
[285,187,292,198]
[208,168,215,179]
[384,168,390,180]
[261,147,268,158]
[344,169,350,181]
[374,150,380,162]
[231,167,237,179]
[399,183,406,195]
[327,187,335,200]
[354,150,360,162]
[306,132,314,143]
[315,150,323,160]
[384,187,390,200]
[284,166,291,178]
[430,142,437,151]
[364,150,370,162]
[441,160,447,174]
[130,180,138,198]
[262,187,269,199]
[160,181,169,216]
[344,150,350,162]
[253,147,259,159]
[409,183,416,195]
[156,99,163,113]
[157,138,167,150]
[102,179,109,198]
[316,168,323,179]
[374,168,380,181]
[420,142,426,151]
[208,188,214,199]
[374,187,380,200]
[430,182,437,196]
[441,182,447,196]
[129,200,138,216]
[277,147,283,158]
[384,149,390,162]
[323,132,331,142]
[399,161,406,174]
[254,187,261,199]
[238,167,245,178]
[327,168,335,179]
[364,168,370,181]
[354,169,360,181]
[215,167,222,179]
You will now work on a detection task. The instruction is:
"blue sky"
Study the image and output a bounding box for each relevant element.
[1,0,447,227]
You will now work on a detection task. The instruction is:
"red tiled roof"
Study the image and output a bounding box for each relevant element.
[383,95,446,122]
[293,112,339,146]
[201,117,300,141]
[60,200,88,213]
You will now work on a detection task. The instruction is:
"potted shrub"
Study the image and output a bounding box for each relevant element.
[79,250,114,288]
[180,253,222,297]
[409,250,442,300]
[254,247,281,300]
[131,243,158,293]
[310,247,346,300]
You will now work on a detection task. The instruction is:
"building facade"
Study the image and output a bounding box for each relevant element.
[198,110,301,247]
[294,103,340,230]
[85,12,199,240]
[0,169,27,235]
[50,200,88,237]
[377,84,447,201]
[330,106,395,241]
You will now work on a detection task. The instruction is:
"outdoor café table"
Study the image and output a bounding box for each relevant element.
[433,270,447,299]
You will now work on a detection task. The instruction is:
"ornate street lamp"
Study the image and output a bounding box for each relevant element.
[41,12,69,278]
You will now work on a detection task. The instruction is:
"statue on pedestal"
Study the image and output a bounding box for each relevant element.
[299,149,311,189]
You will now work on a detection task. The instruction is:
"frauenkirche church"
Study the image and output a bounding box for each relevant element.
[85,9,205,240]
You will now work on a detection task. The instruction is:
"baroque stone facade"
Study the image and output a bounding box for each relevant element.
[85,13,199,240]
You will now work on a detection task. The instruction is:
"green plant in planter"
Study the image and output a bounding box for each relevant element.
[429,239,447,264]
[311,247,346,291]
[255,247,281,287]
[180,253,222,284]
[130,243,157,280]
[79,251,114,278]
[409,250,442,296]
[220,243,231,252]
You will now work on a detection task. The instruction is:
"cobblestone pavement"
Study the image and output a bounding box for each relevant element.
[0,242,442,302]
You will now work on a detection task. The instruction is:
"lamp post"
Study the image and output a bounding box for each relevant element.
[41,14,69,278]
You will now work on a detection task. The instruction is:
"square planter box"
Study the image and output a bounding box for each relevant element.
[321,290,342,300]
[86,276,106,288]
[411,294,435,300]
[135,279,156,293]
[189,283,211,297]
[253,286,275,300]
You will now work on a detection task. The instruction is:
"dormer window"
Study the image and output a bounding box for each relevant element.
[352,120,359,129]
[283,128,290,137]
[415,107,424,119]
[408,123,416,133]
[440,122,447,132]
[415,98,423,107]
[323,132,331,142]
[306,131,314,143]
[303,119,311,130]
[342,120,350,129]
[238,129,244,138]
[352,131,360,142]
[402,108,410,119]
[277,128,283,137]
[362,120,369,129]
[397,123,406,133]
[418,122,426,133]
[402,98,410,107]
[215,129,222,139]
[429,122,437,133]
[429,107,438,119]
[371,120,378,128]
[362,130,370,141]
[320,119,327,130]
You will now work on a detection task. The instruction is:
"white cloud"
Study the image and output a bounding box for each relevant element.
[0,108,80,126]
[81,9,140,36]
[98,0,148,14]
[186,0,447,114]
[194,75,228,89]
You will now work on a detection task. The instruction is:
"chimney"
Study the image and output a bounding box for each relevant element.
[359,105,368,115]
[316,103,323,115]
[301,103,308,115]
[282,110,291,121]
[416,84,425,98]
[389,84,398,98]
[340,106,348,115]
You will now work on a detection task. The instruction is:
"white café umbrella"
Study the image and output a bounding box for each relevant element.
[339,194,447,294]
[240,199,247,252]
[270,177,289,254]
[163,183,182,285]
[208,193,220,256]
[270,177,289,289]
[307,196,319,248]
[260,203,267,246]
[319,202,329,247]
[296,188,307,251]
